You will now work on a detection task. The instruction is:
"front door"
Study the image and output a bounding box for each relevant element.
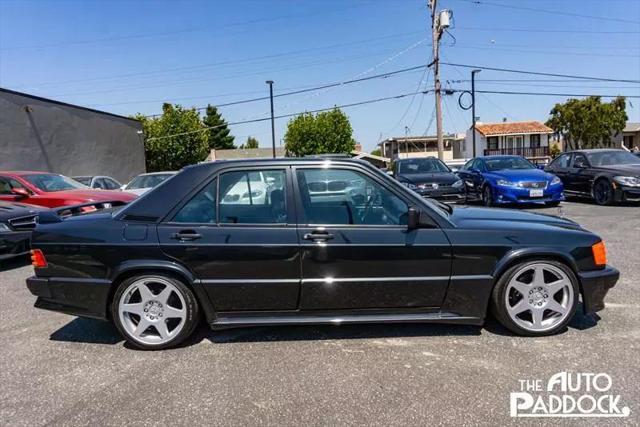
[568,153,593,195]
[158,167,300,312]
[293,165,451,311]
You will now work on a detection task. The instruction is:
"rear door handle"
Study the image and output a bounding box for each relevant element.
[303,230,334,242]
[171,230,202,241]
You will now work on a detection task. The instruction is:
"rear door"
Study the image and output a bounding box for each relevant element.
[293,164,451,311]
[157,166,301,312]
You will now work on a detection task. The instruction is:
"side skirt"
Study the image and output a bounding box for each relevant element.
[210,310,483,330]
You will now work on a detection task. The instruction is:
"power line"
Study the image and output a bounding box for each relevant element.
[454,0,640,24]
[144,64,428,117]
[441,62,640,83]
[455,26,640,34]
[455,88,640,98]
[12,31,423,90]
[146,89,435,141]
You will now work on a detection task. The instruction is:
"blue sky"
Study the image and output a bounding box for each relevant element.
[1,0,639,151]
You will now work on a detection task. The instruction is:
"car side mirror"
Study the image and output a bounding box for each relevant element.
[11,188,29,199]
[407,207,420,230]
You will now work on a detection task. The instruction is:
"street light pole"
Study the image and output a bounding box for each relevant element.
[266,80,276,158]
[471,69,481,158]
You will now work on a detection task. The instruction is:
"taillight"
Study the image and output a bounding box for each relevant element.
[591,241,607,267]
[30,249,48,268]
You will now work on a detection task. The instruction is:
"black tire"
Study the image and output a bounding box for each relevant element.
[111,274,200,350]
[482,185,494,207]
[593,179,614,206]
[490,260,579,337]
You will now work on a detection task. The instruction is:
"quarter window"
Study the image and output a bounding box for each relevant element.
[296,168,408,226]
[219,169,287,224]
[173,179,217,223]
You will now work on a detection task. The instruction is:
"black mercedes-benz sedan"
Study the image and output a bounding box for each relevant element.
[26,158,619,350]
[0,201,42,261]
[545,149,640,205]
[391,157,464,201]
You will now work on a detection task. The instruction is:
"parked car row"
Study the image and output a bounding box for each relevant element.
[0,170,178,261]
[390,149,640,207]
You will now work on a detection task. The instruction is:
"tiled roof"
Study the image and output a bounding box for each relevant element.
[475,121,553,136]
[623,122,640,133]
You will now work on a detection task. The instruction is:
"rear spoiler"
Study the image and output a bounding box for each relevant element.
[38,200,129,224]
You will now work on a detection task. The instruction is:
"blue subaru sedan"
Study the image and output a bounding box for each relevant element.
[458,155,564,207]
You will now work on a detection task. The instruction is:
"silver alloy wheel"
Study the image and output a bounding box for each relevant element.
[118,277,187,346]
[504,263,574,333]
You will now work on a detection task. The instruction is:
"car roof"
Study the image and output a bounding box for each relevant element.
[480,155,523,160]
[0,171,58,176]
[135,171,177,176]
[566,149,626,154]
[186,157,373,170]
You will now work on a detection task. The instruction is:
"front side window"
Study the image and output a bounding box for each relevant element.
[173,179,217,223]
[0,177,27,195]
[550,154,571,169]
[219,169,287,224]
[297,168,408,226]
[573,154,589,168]
[23,174,86,192]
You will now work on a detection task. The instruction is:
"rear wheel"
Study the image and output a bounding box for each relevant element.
[112,274,200,350]
[491,260,578,336]
[593,179,614,206]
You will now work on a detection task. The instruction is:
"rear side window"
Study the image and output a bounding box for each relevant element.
[173,179,217,223]
[218,169,287,224]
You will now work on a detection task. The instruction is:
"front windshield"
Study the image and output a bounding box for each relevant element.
[126,174,173,189]
[398,158,450,174]
[485,157,535,171]
[24,174,86,192]
[586,150,640,166]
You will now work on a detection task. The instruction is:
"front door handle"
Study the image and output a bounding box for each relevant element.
[303,230,334,242]
[171,230,202,241]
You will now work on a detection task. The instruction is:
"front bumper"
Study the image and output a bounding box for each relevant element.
[492,185,565,205]
[615,186,640,202]
[578,266,619,314]
[26,276,112,320]
[415,186,465,201]
[0,231,31,261]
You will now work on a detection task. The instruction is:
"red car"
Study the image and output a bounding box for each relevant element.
[0,171,137,208]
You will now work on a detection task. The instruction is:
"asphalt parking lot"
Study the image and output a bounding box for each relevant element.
[1,201,638,426]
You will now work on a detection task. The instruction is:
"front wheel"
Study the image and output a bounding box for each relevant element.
[482,185,494,207]
[593,179,614,206]
[112,274,200,350]
[490,260,578,336]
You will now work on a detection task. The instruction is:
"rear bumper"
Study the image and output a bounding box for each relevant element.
[26,276,112,320]
[578,266,619,314]
[0,231,31,261]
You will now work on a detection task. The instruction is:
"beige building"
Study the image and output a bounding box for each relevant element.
[612,122,640,150]
[378,134,465,161]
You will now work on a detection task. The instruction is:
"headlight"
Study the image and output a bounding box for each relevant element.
[452,179,464,188]
[401,182,417,190]
[550,176,562,185]
[0,223,10,233]
[613,176,640,187]
[496,179,515,187]
[242,190,263,198]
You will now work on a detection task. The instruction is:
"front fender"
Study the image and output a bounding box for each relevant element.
[492,247,579,279]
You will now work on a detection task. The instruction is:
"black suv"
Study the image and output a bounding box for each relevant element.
[27,158,618,349]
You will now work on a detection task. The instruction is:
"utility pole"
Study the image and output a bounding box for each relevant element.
[429,0,449,161]
[266,80,276,158]
[471,69,481,158]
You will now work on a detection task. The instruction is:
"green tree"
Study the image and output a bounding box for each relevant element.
[133,103,209,172]
[371,148,382,156]
[202,104,235,150]
[284,108,356,157]
[546,96,627,150]
[241,136,259,149]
